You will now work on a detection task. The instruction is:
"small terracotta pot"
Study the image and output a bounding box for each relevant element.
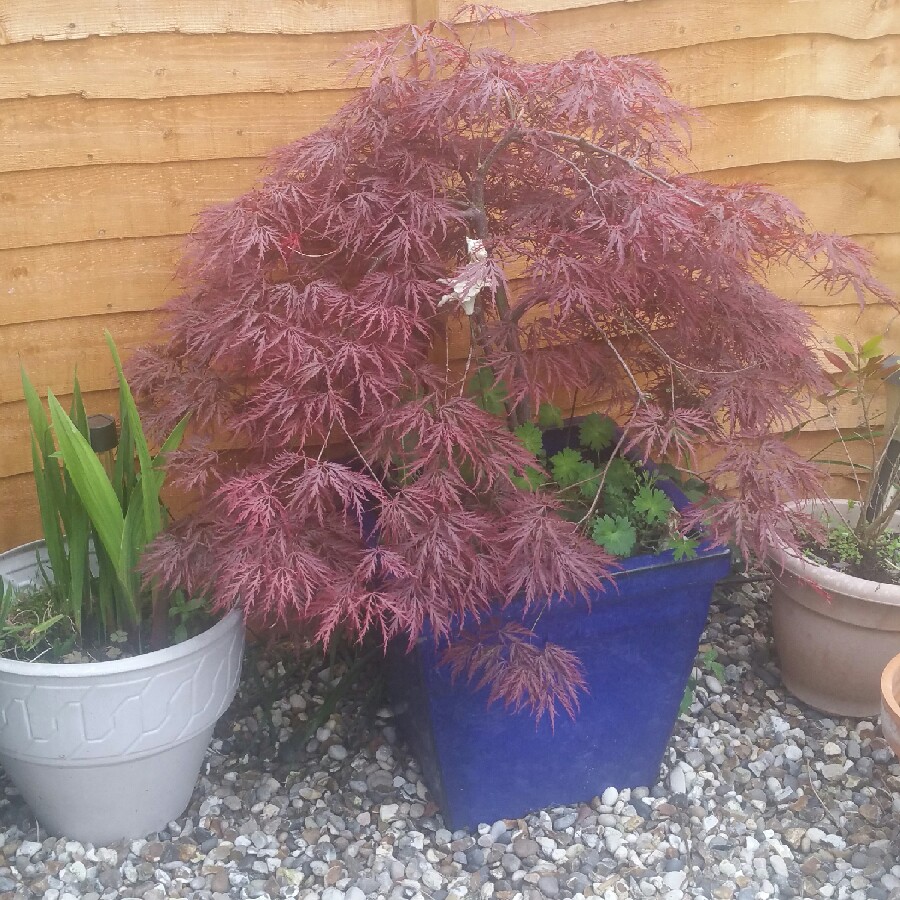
[881,652,900,759]
[769,501,900,717]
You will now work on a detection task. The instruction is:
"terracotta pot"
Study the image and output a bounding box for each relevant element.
[769,501,900,717]
[881,652,900,758]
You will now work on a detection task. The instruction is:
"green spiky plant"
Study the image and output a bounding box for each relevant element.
[10,332,190,659]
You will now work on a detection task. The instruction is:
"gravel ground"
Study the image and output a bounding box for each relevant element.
[0,582,899,900]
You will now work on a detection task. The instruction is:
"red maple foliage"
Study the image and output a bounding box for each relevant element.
[131,7,892,721]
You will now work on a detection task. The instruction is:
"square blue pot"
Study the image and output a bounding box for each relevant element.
[386,502,731,829]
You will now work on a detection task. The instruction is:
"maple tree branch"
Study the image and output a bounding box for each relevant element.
[476,127,523,180]
[468,126,531,426]
[576,330,649,528]
[868,484,900,539]
[544,130,705,207]
[596,330,647,404]
[619,309,754,378]
[339,423,382,485]
[578,427,632,528]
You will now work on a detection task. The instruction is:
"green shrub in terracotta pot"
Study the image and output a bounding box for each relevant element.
[769,335,900,716]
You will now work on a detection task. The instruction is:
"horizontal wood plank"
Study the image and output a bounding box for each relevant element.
[0,1,411,44]
[647,34,899,110]
[807,302,900,350]
[2,0,896,46]
[3,93,898,174]
[0,388,119,479]
[765,233,900,308]
[4,231,897,329]
[692,96,900,170]
[2,157,897,251]
[2,301,895,476]
[4,297,896,428]
[1,311,161,404]
[0,474,42,550]
[0,469,199,551]
[441,0,900,43]
[700,159,900,237]
[0,30,895,105]
[2,236,184,325]
[0,158,262,250]
[0,31,361,99]
[0,90,356,173]
[436,300,900,370]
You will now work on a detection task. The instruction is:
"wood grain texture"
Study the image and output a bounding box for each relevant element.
[434,300,900,371]
[0,475,42,550]
[2,236,184,326]
[0,1,412,44]
[441,0,900,42]
[0,389,118,479]
[3,93,897,174]
[0,30,895,105]
[3,157,896,252]
[645,35,899,109]
[412,0,441,26]
[700,159,900,237]
[0,90,356,172]
[691,97,900,170]
[2,0,896,45]
[0,32,361,99]
[0,158,262,250]
[765,233,900,308]
[1,311,161,404]
[807,302,900,349]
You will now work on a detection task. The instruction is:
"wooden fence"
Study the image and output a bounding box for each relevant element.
[1,0,898,550]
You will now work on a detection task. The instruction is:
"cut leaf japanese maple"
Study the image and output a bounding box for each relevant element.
[131,6,892,722]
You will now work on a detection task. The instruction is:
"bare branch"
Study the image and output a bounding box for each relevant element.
[544,131,705,208]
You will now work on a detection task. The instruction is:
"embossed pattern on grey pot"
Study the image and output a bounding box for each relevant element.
[770,501,900,717]
[0,541,244,843]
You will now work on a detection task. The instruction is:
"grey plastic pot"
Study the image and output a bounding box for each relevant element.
[769,501,900,717]
[0,541,244,843]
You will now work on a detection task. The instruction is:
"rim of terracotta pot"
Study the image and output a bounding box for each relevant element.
[771,499,900,608]
[882,652,900,730]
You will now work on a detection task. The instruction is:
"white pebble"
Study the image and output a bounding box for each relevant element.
[663,871,686,890]
[15,841,41,858]
[379,804,398,822]
[605,831,624,853]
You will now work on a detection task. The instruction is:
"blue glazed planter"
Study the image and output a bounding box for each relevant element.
[386,487,731,830]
